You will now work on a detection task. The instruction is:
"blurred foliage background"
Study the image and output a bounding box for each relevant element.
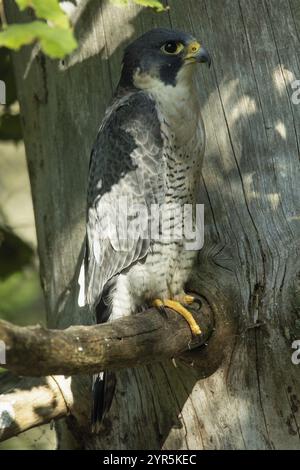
[0,46,52,449]
[0,47,44,328]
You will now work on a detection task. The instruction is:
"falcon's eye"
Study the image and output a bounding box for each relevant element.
[161,41,184,55]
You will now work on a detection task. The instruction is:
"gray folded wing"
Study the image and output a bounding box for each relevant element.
[84,91,165,310]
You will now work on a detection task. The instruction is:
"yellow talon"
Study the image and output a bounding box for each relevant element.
[152,298,201,336]
[182,294,195,305]
[153,299,164,309]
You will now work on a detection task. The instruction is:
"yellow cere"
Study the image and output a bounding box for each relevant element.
[186,41,201,58]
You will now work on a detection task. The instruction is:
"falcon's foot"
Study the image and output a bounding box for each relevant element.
[153,296,201,336]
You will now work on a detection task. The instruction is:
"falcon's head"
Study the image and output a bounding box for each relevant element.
[119,28,211,90]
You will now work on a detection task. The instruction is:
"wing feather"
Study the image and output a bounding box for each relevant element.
[84,91,164,309]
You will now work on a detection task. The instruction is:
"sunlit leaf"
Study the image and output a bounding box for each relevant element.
[0,21,77,58]
[0,0,166,60]
[114,0,167,12]
[36,24,77,58]
[16,0,69,28]
[0,23,39,50]
[133,0,167,11]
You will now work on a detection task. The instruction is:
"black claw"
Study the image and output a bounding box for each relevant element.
[193,297,202,309]
[158,305,168,319]
[187,294,202,310]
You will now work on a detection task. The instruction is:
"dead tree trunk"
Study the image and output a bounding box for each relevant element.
[5,0,300,449]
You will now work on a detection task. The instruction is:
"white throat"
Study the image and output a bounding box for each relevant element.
[133,66,201,143]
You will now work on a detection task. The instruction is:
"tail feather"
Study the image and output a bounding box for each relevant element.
[91,371,116,433]
[90,278,117,433]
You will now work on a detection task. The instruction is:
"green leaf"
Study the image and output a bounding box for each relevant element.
[36,24,77,58]
[16,0,69,29]
[0,21,77,58]
[0,23,39,50]
[133,0,167,11]
[114,0,167,12]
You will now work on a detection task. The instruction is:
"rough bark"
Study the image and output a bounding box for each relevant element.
[3,0,300,450]
[0,297,213,376]
[0,373,72,442]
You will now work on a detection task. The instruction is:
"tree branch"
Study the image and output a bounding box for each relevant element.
[0,372,73,442]
[0,297,213,442]
[0,296,213,376]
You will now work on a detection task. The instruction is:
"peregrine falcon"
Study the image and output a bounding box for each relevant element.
[78,28,211,428]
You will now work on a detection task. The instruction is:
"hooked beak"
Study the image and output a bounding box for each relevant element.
[184,41,211,67]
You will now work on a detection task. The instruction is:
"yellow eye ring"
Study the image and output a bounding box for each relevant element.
[161,42,184,55]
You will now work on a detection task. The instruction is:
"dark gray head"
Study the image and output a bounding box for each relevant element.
[118,28,211,89]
